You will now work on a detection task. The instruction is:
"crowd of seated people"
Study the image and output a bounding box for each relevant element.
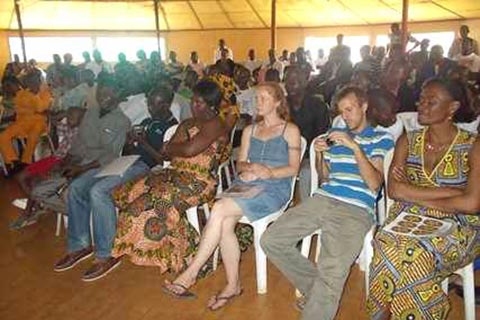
[0,24,479,319]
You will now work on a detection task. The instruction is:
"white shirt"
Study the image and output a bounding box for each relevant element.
[86,61,113,77]
[457,53,480,73]
[243,60,263,73]
[314,57,328,74]
[262,60,284,79]
[214,47,233,63]
[118,93,149,125]
[188,62,205,77]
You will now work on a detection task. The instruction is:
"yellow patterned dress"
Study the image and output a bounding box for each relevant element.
[367,128,480,320]
[112,121,226,274]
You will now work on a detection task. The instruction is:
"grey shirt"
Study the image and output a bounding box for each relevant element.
[70,106,131,166]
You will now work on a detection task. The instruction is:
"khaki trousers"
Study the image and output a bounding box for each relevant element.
[261,194,373,320]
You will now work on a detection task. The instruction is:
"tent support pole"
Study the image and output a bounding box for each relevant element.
[270,0,276,50]
[14,0,27,63]
[401,0,409,53]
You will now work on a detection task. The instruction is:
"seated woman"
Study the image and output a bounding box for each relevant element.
[163,82,301,310]
[367,78,480,319]
[111,79,229,275]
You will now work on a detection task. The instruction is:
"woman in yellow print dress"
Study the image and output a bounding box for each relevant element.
[367,78,480,320]
[112,80,228,274]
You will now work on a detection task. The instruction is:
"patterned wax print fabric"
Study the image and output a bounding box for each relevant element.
[112,121,227,275]
[367,128,480,320]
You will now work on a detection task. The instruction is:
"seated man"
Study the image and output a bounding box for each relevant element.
[261,86,394,320]
[28,75,129,216]
[333,88,403,142]
[0,72,52,173]
[53,83,177,282]
[10,107,86,229]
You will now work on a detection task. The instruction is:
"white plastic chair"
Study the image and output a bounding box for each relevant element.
[163,124,179,144]
[182,124,237,226]
[161,123,214,240]
[234,136,307,294]
[396,112,423,132]
[227,125,237,184]
[217,125,237,192]
[441,262,476,320]
[160,124,179,169]
[331,114,345,129]
[357,149,394,295]
[374,149,395,228]
[375,152,476,319]
[183,161,233,273]
[457,115,480,134]
[0,153,8,176]
[55,211,68,237]
[296,143,395,298]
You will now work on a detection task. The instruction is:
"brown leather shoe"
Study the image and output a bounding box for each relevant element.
[81,257,122,282]
[54,247,94,272]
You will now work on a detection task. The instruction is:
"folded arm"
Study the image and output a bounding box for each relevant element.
[415,139,480,214]
[388,133,466,203]
[165,118,227,158]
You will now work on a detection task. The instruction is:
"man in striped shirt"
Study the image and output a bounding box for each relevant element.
[262,86,394,320]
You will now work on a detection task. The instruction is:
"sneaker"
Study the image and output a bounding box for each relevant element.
[54,247,94,272]
[5,161,27,178]
[81,257,122,282]
[9,215,38,230]
[12,198,28,210]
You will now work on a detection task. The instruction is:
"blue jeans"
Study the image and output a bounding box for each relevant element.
[67,160,150,258]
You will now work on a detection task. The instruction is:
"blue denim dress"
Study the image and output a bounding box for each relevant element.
[232,124,292,222]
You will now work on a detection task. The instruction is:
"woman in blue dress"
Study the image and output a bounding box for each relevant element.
[163,82,302,310]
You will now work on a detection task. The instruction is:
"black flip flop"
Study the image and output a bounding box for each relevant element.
[162,282,197,300]
[208,289,244,311]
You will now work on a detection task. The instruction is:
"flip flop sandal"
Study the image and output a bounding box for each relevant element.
[161,282,197,300]
[208,289,244,311]
[294,296,307,312]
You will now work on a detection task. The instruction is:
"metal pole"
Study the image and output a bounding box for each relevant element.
[401,0,409,53]
[270,0,276,50]
[13,0,27,63]
[153,0,161,57]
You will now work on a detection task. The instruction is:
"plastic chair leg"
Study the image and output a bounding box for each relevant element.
[185,206,200,234]
[460,263,475,320]
[55,213,62,236]
[223,165,232,188]
[442,263,475,320]
[253,222,268,294]
[296,235,313,298]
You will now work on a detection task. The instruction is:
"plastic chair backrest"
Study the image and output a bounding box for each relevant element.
[309,137,395,221]
[279,136,307,211]
[381,149,395,223]
[457,115,480,134]
[162,124,179,169]
[397,112,423,132]
[331,115,345,128]
[163,124,179,143]
[309,138,319,197]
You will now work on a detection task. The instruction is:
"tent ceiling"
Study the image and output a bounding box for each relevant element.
[0,0,479,31]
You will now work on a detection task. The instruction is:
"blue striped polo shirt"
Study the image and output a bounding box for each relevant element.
[315,126,394,217]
